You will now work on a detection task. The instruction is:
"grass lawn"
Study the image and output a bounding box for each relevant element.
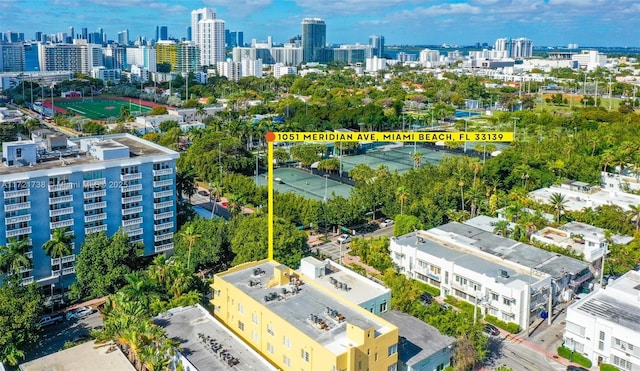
[55,98,152,120]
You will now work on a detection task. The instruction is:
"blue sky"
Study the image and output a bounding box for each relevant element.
[2,0,639,47]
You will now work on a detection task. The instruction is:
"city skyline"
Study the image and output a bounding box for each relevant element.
[1,0,639,47]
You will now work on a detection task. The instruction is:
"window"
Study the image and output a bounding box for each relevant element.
[252,313,259,324]
[283,355,291,367]
[388,363,398,371]
[613,356,632,371]
[252,331,259,342]
[375,353,378,361]
[284,336,291,348]
[267,342,274,354]
[598,330,605,351]
[238,321,244,331]
[301,349,309,362]
[388,344,398,356]
[491,292,499,301]
[238,303,244,314]
[379,302,387,312]
[267,324,274,336]
[503,297,513,306]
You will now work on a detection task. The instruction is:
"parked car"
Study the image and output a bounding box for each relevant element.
[380,219,394,228]
[38,313,64,327]
[66,306,95,320]
[337,234,351,244]
[484,323,500,336]
[566,367,589,371]
[420,293,433,304]
[441,303,453,311]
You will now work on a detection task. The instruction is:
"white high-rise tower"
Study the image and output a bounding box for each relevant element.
[190,7,225,67]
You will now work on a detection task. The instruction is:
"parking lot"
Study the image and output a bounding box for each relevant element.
[315,223,395,262]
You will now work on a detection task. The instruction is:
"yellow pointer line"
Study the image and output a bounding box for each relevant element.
[267,140,274,261]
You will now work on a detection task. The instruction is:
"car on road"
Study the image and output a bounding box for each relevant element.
[66,306,95,320]
[337,234,351,244]
[566,367,589,371]
[380,219,394,228]
[484,323,500,336]
[420,293,433,304]
[38,313,64,327]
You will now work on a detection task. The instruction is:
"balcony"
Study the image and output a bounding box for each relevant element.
[49,207,74,217]
[154,243,174,253]
[49,195,73,205]
[62,267,75,275]
[153,190,174,199]
[85,224,107,235]
[154,232,174,242]
[4,189,30,198]
[154,201,173,209]
[5,214,31,225]
[154,222,174,231]
[121,172,142,181]
[121,184,143,193]
[84,201,107,211]
[6,226,33,238]
[21,276,34,285]
[5,201,31,212]
[122,218,143,227]
[84,213,107,223]
[122,206,143,216]
[125,228,144,237]
[48,183,74,192]
[153,179,173,188]
[51,254,75,266]
[153,168,173,176]
[84,189,106,199]
[25,250,33,259]
[122,195,143,204]
[83,178,106,188]
[154,211,174,220]
[50,219,74,229]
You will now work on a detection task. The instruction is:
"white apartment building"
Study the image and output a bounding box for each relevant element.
[216,59,241,81]
[126,46,157,72]
[38,40,103,74]
[241,59,263,78]
[601,171,640,192]
[90,67,121,83]
[191,8,225,67]
[529,180,640,212]
[572,50,607,71]
[273,63,297,79]
[366,56,387,72]
[0,133,178,290]
[494,37,533,58]
[0,42,25,72]
[564,271,640,369]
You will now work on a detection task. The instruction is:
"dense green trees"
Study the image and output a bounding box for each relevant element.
[0,279,43,366]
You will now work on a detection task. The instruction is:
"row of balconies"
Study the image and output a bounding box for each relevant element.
[52,266,76,277]
[3,189,30,198]
[84,213,107,223]
[122,206,143,216]
[125,228,144,237]
[121,173,142,181]
[122,218,143,227]
[153,168,173,177]
[5,214,31,225]
[84,189,106,199]
[153,211,174,220]
[48,183,74,192]
[49,195,73,205]
[153,179,173,188]
[85,224,108,235]
[6,226,33,238]
[122,195,143,204]
[154,232,173,242]
[153,190,174,199]
[154,222,174,231]
[5,201,31,212]
[82,178,106,188]
[51,254,76,266]
[121,184,143,193]
[154,242,174,253]
[84,201,107,211]
[50,219,74,230]
[50,207,74,217]
[154,201,173,209]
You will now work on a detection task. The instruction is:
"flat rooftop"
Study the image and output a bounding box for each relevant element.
[380,310,455,367]
[394,232,538,289]
[529,184,640,212]
[219,260,394,355]
[570,271,640,332]
[0,134,177,176]
[299,257,390,305]
[19,340,135,371]
[154,305,276,371]
[562,222,633,245]
[428,222,589,278]
[463,215,517,234]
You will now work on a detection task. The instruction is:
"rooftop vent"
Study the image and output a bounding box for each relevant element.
[499,269,510,279]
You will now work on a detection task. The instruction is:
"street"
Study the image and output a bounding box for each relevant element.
[314,224,395,262]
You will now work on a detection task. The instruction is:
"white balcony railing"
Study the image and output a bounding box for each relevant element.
[153,190,174,199]
[50,219,74,229]
[85,224,107,235]
[5,214,31,225]
[84,189,106,199]
[154,201,173,209]
[84,201,107,211]
[154,211,174,221]
[21,276,34,285]
[61,254,76,264]
[126,228,144,237]
[5,201,31,212]
[122,195,143,204]
[84,213,107,223]
[6,226,33,238]
[51,269,61,277]
[154,232,174,242]
[121,172,143,181]
[154,222,174,231]
[82,178,106,188]
[25,251,33,259]
[48,183,74,192]
[3,189,30,198]
[49,195,73,205]
[153,179,173,188]
[154,243,174,253]
[49,207,74,217]
[122,218,143,227]
[122,206,143,216]
[153,168,173,176]
[121,184,143,193]
[62,267,75,275]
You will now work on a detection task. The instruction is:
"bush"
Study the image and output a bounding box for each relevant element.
[415,281,441,297]
[600,364,620,371]
[557,346,592,368]
[484,315,521,334]
[444,296,480,319]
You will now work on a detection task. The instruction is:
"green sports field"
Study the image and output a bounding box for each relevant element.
[55,99,152,120]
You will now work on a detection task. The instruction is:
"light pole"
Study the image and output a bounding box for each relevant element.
[339,240,343,265]
[323,174,329,203]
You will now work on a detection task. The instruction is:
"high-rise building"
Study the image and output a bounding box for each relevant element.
[68,27,74,41]
[0,42,25,72]
[0,133,178,289]
[156,26,168,41]
[126,46,157,72]
[301,18,326,63]
[35,32,43,42]
[369,35,384,58]
[191,8,225,67]
[102,44,126,69]
[225,30,244,48]
[155,41,178,70]
[494,37,533,58]
[38,40,103,74]
[81,27,88,40]
[2,31,22,43]
[186,26,191,41]
[117,29,129,46]
[216,59,241,81]
[176,42,200,73]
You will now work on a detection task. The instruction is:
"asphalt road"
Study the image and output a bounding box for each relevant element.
[315,224,395,262]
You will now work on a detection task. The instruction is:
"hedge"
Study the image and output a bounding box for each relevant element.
[415,281,441,297]
[600,364,620,371]
[557,346,592,368]
[484,314,521,334]
[444,296,481,319]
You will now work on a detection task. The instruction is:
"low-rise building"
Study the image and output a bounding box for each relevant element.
[564,270,640,369]
[211,259,400,371]
[299,257,391,315]
[19,340,134,371]
[529,181,640,212]
[134,114,184,133]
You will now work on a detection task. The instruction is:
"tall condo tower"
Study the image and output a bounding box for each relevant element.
[301,18,326,63]
[191,8,225,66]
[369,35,385,58]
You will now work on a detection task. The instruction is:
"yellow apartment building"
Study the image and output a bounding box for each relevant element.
[211,260,399,371]
[155,41,177,70]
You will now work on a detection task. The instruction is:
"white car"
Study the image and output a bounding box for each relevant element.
[380,219,394,228]
[66,306,95,320]
[337,234,351,244]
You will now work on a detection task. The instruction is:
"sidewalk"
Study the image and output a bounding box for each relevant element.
[342,254,381,275]
[502,329,585,369]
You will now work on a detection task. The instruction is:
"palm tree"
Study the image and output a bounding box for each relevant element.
[175,168,196,204]
[549,192,567,224]
[42,227,73,260]
[177,224,200,272]
[410,150,423,169]
[601,149,615,173]
[0,237,32,276]
[396,186,409,215]
[227,193,244,217]
[627,204,640,232]
[493,220,510,237]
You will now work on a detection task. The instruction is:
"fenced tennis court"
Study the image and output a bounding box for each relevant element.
[53,98,152,120]
[256,168,352,201]
[340,145,458,173]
